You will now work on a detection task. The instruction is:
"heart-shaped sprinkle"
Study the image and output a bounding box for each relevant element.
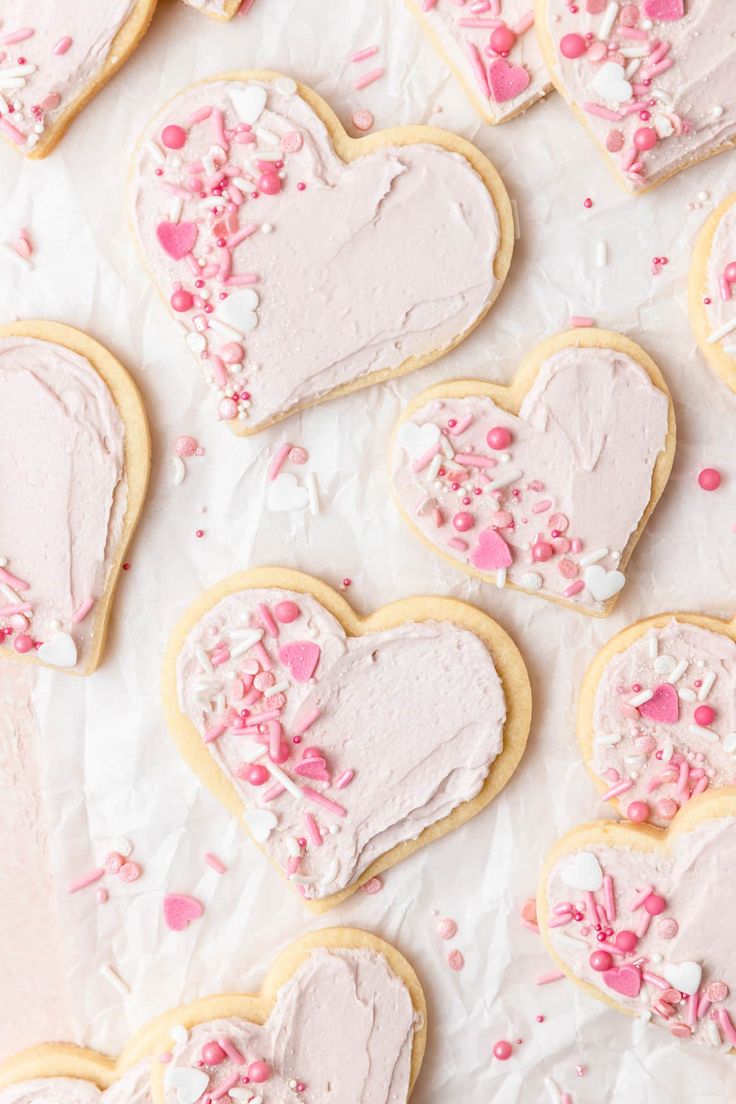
[216,288,259,334]
[603,964,642,998]
[584,565,626,602]
[470,528,513,572]
[662,960,702,996]
[397,421,441,461]
[267,473,309,512]
[244,808,279,843]
[156,220,198,260]
[37,631,78,669]
[638,683,679,724]
[279,641,321,682]
[560,850,603,892]
[167,1068,210,1104]
[295,756,330,780]
[644,0,684,20]
[163,894,204,932]
[229,84,267,124]
[488,59,531,104]
[590,61,633,104]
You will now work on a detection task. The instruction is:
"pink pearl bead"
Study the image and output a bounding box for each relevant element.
[698,467,721,491]
[644,892,666,916]
[162,124,187,149]
[175,434,199,457]
[560,32,586,58]
[626,800,649,823]
[219,397,238,420]
[171,289,194,312]
[274,600,300,623]
[13,633,33,654]
[615,930,637,952]
[491,26,517,52]
[453,511,475,532]
[725,261,736,283]
[633,126,657,151]
[487,426,512,450]
[694,704,715,726]
[247,1061,271,1084]
[589,950,613,972]
[246,764,269,786]
[259,172,282,195]
[531,540,554,563]
[221,342,245,364]
[492,1040,513,1061]
[202,1042,226,1065]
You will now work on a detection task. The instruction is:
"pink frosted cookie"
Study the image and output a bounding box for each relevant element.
[390,329,675,616]
[580,614,736,828]
[0,0,156,158]
[406,0,551,124]
[0,932,427,1103]
[129,71,514,435]
[163,567,531,911]
[0,322,149,674]
[535,0,736,193]
[690,191,736,396]
[540,792,736,1049]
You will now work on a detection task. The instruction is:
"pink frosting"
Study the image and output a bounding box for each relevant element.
[544,1,736,190]
[130,78,501,431]
[0,336,127,669]
[176,588,506,899]
[591,619,736,827]
[391,344,669,611]
[0,1063,152,1104]
[703,197,736,356]
[0,0,135,153]
[546,816,736,1049]
[161,949,417,1104]
[414,0,548,122]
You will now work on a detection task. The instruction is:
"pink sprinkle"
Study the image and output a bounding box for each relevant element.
[262,783,285,802]
[53,36,73,55]
[570,315,595,327]
[513,10,535,33]
[465,41,490,98]
[422,0,438,8]
[253,641,272,671]
[448,537,468,551]
[0,566,29,591]
[294,707,321,735]
[302,788,346,818]
[228,222,258,248]
[0,117,27,145]
[71,597,94,624]
[531,499,553,514]
[602,778,634,801]
[0,28,34,45]
[603,875,616,923]
[447,413,474,436]
[351,45,379,63]
[286,855,301,876]
[548,914,572,928]
[454,452,497,468]
[335,769,354,789]
[258,602,279,638]
[353,67,384,91]
[97,888,109,904]
[69,868,105,894]
[642,970,668,991]
[583,101,622,121]
[304,813,323,847]
[536,971,565,985]
[205,852,226,874]
[630,884,653,910]
[211,108,228,151]
[204,722,227,744]
[268,444,291,482]
[211,1074,240,1100]
[563,580,585,597]
[0,603,32,616]
[223,273,259,286]
[448,949,465,971]
[361,876,383,894]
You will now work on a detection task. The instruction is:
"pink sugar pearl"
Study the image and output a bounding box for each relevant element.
[644,892,666,916]
[694,704,715,726]
[615,930,637,952]
[453,511,475,532]
[171,289,193,312]
[221,342,244,364]
[247,1061,271,1084]
[633,126,657,151]
[492,1040,513,1061]
[531,539,554,563]
[626,800,650,823]
[725,261,736,283]
[447,949,465,971]
[698,467,721,491]
[259,172,282,195]
[201,1042,226,1065]
[274,600,300,623]
[13,633,33,654]
[246,764,270,786]
[560,32,586,58]
[487,426,512,450]
[162,124,187,149]
[589,950,612,972]
[491,26,517,52]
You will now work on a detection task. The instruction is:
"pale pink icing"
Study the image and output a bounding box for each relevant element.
[130,78,501,431]
[412,0,548,123]
[546,816,736,1049]
[0,0,135,153]
[176,588,505,899]
[391,345,669,611]
[543,1,736,191]
[703,197,736,357]
[591,620,736,827]
[0,336,127,669]
[162,949,417,1103]
[0,1063,152,1104]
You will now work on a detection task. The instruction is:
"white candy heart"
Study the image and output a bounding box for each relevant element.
[267,472,309,513]
[397,421,441,460]
[724,733,736,753]
[560,850,603,892]
[662,960,702,996]
[244,808,279,843]
[186,332,207,355]
[170,1024,188,1044]
[584,564,626,602]
[216,289,259,335]
[37,631,78,669]
[591,62,633,104]
[167,1069,209,1104]
[229,85,267,125]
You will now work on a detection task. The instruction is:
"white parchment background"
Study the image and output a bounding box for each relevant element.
[2,0,736,1099]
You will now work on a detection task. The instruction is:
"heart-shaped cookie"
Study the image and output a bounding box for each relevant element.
[180,0,244,18]
[390,329,675,616]
[0,321,150,675]
[129,71,514,435]
[534,0,736,193]
[0,930,427,1103]
[579,610,736,828]
[162,567,531,911]
[539,790,736,1049]
[405,0,552,124]
[0,0,157,159]
[689,191,736,395]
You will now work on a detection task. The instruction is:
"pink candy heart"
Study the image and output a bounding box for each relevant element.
[156,220,198,261]
[603,964,642,998]
[279,641,321,682]
[470,528,513,572]
[163,893,204,931]
[295,756,330,781]
[638,683,679,724]
[488,58,531,104]
[643,0,684,20]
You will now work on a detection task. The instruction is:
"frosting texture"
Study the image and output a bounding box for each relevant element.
[703,198,736,356]
[0,1064,152,1104]
[176,588,505,899]
[0,0,136,153]
[131,78,501,430]
[391,344,669,611]
[0,336,127,669]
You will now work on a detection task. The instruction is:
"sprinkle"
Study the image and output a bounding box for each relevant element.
[666,659,688,684]
[204,722,227,744]
[629,688,653,707]
[689,725,719,743]
[579,547,609,567]
[488,468,523,491]
[72,597,94,624]
[707,316,736,344]
[100,964,130,996]
[212,1075,240,1100]
[583,102,622,121]
[602,778,634,801]
[295,707,321,735]
[302,788,346,817]
[496,567,507,588]
[536,971,565,985]
[69,868,105,894]
[205,853,226,874]
[218,1038,245,1065]
[258,602,279,637]
[570,315,595,327]
[351,46,379,63]
[718,1009,736,1045]
[230,630,264,658]
[353,67,384,91]
[642,969,668,990]
[264,680,289,698]
[603,875,616,922]
[465,41,490,98]
[698,671,716,701]
[335,769,354,788]
[0,28,35,45]
[53,36,73,55]
[266,761,303,801]
[597,2,619,40]
[631,885,653,910]
[304,813,323,846]
[563,581,585,597]
[448,538,468,552]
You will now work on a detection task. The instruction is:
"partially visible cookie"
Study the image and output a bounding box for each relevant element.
[0,322,150,675]
[689,191,736,395]
[180,0,244,19]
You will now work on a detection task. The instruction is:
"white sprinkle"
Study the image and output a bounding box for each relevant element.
[426,453,442,482]
[511,199,520,239]
[496,567,507,588]
[239,742,267,764]
[629,688,653,707]
[196,646,213,674]
[620,45,649,58]
[232,176,252,190]
[666,659,688,684]
[320,858,339,886]
[678,688,696,702]
[307,471,320,515]
[264,679,289,697]
[168,195,183,222]
[596,731,623,747]
[707,1019,723,1048]
[707,315,736,344]
[440,434,455,459]
[596,240,608,267]
[172,456,186,485]
[209,317,244,340]
[487,468,522,491]
[598,1,620,41]
[170,1024,189,1045]
[661,739,673,763]
[0,76,27,90]
[286,837,302,857]
[698,671,716,701]
[231,630,264,657]
[647,633,658,659]
[266,761,303,801]
[689,724,719,742]
[520,571,542,590]
[146,138,165,165]
[100,964,130,996]
[579,547,609,567]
